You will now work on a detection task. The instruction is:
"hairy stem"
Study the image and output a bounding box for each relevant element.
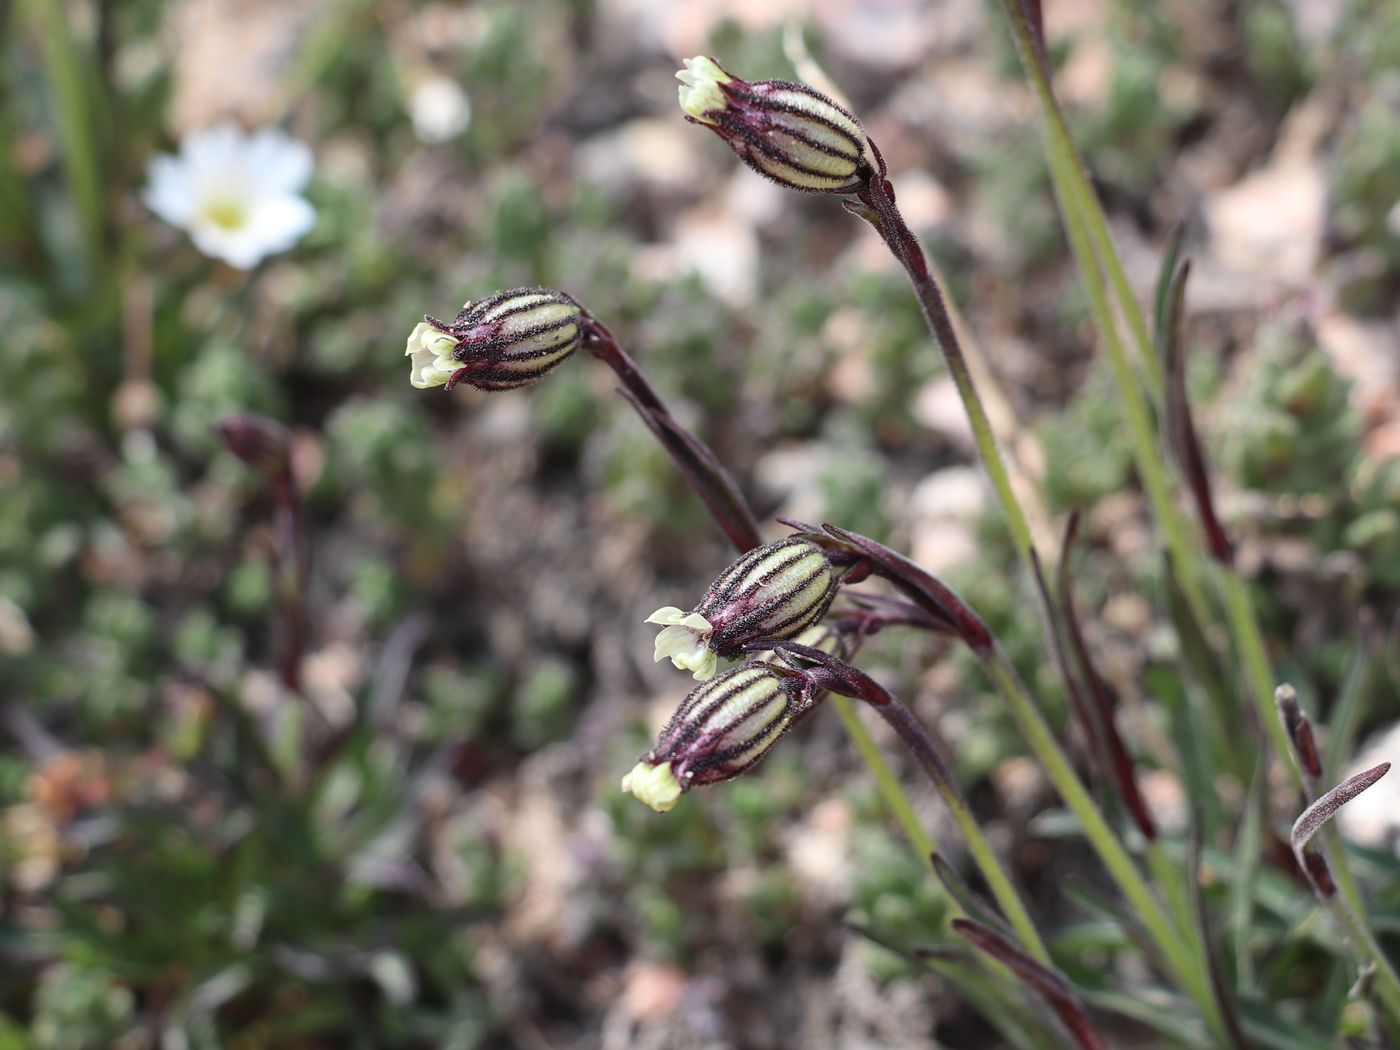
[828,695,938,868]
[855,174,1036,560]
[850,159,1226,1035]
[860,687,1051,964]
[583,319,763,553]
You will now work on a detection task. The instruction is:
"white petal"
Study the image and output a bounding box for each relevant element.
[621,761,682,813]
[182,122,246,181]
[645,606,688,626]
[142,154,197,226]
[653,624,697,663]
[243,194,316,251]
[187,220,261,269]
[675,649,718,681]
[406,323,460,388]
[246,127,313,193]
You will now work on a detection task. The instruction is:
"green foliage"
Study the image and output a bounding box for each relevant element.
[1222,324,1360,494]
[2,0,1398,1044]
[1039,362,1136,512]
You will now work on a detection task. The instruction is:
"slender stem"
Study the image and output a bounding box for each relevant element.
[27,0,106,270]
[273,474,307,694]
[1326,883,1400,1028]
[1004,9,1389,991]
[995,0,1308,794]
[1219,572,1297,789]
[583,320,763,553]
[981,647,1228,1042]
[856,177,1035,559]
[1000,7,1389,978]
[1145,839,1193,950]
[829,694,936,868]
[863,689,1051,965]
[853,168,1227,1034]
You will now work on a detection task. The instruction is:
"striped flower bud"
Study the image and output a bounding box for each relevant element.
[406,287,584,391]
[677,56,871,194]
[647,537,839,681]
[621,664,811,811]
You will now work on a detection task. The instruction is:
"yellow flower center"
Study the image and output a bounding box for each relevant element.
[202,198,248,231]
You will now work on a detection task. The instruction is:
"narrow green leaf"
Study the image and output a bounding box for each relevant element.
[24,0,106,274]
[1229,765,1265,988]
[1153,221,1188,355]
[1323,628,1374,782]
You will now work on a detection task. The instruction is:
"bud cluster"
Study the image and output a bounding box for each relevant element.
[647,537,839,681]
[407,287,584,392]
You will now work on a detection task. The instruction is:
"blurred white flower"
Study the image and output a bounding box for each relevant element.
[143,122,316,269]
[409,75,472,144]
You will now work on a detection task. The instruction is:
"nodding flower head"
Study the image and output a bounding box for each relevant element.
[216,413,291,481]
[676,56,871,194]
[622,663,812,812]
[406,287,585,391]
[647,537,839,681]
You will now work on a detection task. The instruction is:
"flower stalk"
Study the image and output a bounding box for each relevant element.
[217,413,308,693]
[769,641,1051,965]
[580,316,764,554]
[845,152,1036,562]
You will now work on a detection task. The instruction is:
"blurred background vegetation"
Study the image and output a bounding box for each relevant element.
[0,0,1397,1046]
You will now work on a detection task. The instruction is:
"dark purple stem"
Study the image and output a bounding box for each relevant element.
[1053,514,1156,840]
[951,919,1105,1050]
[771,641,962,801]
[582,318,763,554]
[272,473,307,693]
[1162,260,1233,565]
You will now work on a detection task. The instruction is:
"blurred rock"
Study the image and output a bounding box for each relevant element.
[786,797,853,903]
[0,596,35,656]
[908,466,985,574]
[911,376,976,450]
[500,778,576,946]
[302,642,362,729]
[623,0,947,67]
[1139,769,1188,835]
[632,203,760,305]
[1337,721,1400,857]
[754,442,829,525]
[993,755,1045,813]
[1283,0,1346,48]
[1315,310,1400,438]
[576,118,704,194]
[408,76,472,145]
[167,0,322,131]
[1206,161,1325,289]
[622,963,687,1024]
[1203,98,1331,294]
